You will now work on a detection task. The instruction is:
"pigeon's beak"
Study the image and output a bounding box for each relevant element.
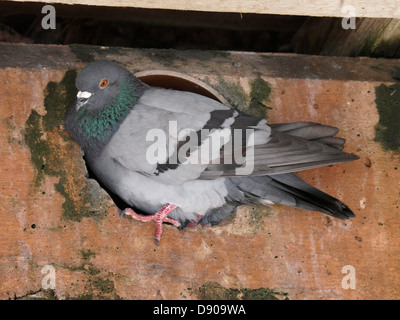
[76,91,92,110]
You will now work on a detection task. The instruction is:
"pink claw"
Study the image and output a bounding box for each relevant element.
[121,203,179,246]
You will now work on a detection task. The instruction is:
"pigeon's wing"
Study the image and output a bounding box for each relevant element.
[105,87,231,185]
[200,121,359,179]
[107,87,358,185]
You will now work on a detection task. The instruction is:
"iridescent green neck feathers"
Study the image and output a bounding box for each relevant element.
[66,77,146,157]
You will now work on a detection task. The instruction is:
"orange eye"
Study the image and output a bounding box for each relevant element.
[99,79,108,88]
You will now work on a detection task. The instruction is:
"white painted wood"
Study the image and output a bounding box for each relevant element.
[8,0,400,18]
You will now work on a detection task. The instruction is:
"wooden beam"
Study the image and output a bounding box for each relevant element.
[321,18,400,57]
[7,0,400,18]
[292,17,400,58]
[0,1,306,32]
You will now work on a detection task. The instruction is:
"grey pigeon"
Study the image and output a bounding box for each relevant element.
[65,60,359,245]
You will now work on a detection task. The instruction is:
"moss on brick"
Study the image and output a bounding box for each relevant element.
[249,77,272,119]
[62,248,122,300]
[204,76,272,119]
[198,282,288,300]
[23,70,114,221]
[247,205,272,233]
[206,76,248,111]
[81,249,97,260]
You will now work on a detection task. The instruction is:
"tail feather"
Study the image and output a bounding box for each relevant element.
[270,122,347,151]
[231,173,355,220]
[269,174,355,219]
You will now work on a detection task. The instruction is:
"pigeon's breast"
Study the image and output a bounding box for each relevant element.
[89,146,230,218]
[117,169,229,216]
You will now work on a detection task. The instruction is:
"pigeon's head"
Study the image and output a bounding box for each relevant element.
[74,60,133,111]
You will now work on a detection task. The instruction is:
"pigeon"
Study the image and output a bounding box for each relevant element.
[65,60,359,245]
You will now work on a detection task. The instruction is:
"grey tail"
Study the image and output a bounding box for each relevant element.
[251,122,356,219]
[230,173,355,220]
[267,174,355,219]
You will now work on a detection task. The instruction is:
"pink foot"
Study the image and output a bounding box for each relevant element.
[185,214,206,228]
[121,203,180,246]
